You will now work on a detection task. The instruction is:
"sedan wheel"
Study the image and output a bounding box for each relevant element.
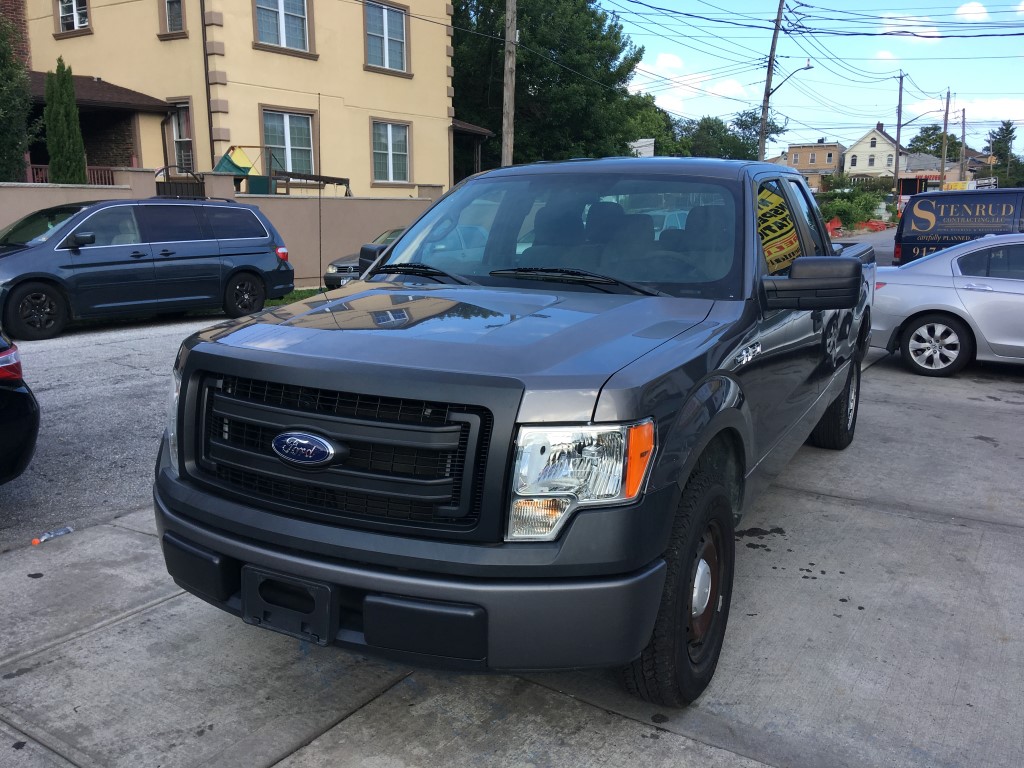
[900,313,973,377]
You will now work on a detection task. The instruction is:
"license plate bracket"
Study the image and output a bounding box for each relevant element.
[241,565,339,646]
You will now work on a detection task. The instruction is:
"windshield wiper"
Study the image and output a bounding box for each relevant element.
[489,267,668,297]
[374,263,477,286]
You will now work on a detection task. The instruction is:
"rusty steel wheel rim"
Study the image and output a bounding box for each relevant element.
[688,521,723,664]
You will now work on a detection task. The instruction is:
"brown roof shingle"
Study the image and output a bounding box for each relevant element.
[29,71,170,113]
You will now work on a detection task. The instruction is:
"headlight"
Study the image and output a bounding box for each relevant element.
[167,367,181,473]
[506,420,655,541]
[326,264,340,274]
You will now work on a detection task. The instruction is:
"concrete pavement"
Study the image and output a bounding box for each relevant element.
[2,351,1022,768]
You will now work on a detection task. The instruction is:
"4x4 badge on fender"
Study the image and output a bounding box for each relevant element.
[271,432,336,467]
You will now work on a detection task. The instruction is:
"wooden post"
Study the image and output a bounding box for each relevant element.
[501,0,517,167]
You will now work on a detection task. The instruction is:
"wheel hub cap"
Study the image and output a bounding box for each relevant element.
[692,558,712,617]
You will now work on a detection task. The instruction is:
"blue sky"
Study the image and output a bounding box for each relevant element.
[604,0,1024,156]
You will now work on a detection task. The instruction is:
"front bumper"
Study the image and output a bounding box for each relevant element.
[155,481,667,670]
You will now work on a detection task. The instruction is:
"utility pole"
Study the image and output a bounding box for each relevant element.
[960,109,966,182]
[894,71,904,203]
[501,0,517,167]
[757,0,785,162]
[939,88,950,188]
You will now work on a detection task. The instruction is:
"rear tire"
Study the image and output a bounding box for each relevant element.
[4,281,69,340]
[900,313,973,377]
[623,465,735,706]
[223,272,266,318]
[808,361,860,450]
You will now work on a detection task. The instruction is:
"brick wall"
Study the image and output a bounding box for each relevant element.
[0,0,31,68]
[81,112,136,167]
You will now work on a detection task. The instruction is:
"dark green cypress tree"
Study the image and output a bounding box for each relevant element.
[44,57,87,184]
[0,16,32,182]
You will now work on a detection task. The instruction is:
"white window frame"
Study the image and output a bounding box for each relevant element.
[171,104,193,173]
[792,152,799,164]
[868,155,876,167]
[372,121,409,183]
[827,151,833,164]
[809,152,816,164]
[870,137,877,148]
[264,110,314,176]
[366,2,406,71]
[59,0,89,30]
[850,155,858,167]
[887,154,894,167]
[256,0,308,51]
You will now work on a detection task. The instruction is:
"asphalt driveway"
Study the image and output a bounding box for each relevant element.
[1,319,1021,768]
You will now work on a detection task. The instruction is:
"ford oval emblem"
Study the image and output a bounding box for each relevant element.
[271,432,335,467]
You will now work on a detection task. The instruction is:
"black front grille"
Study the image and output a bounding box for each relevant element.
[192,375,492,534]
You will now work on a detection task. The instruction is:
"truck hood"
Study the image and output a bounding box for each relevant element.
[195,281,713,382]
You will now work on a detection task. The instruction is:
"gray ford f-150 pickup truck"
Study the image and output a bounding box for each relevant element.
[155,157,874,706]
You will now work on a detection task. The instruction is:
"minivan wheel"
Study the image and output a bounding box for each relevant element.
[224,273,266,318]
[900,313,973,377]
[623,466,735,707]
[5,281,69,340]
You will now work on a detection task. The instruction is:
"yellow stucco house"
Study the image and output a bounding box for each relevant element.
[17,0,458,195]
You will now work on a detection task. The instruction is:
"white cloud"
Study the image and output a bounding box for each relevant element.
[708,79,748,99]
[879,13,941,42]
[904,97,1024,144]
[652,52,685,73]
[956,2,989,21]
[1017,0,1024,13]
[876,50,896,60]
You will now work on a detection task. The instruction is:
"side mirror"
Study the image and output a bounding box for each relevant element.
[358,242,388,272]
[72,232,96,247]
[762,256,862,310]
[831,242,845,256]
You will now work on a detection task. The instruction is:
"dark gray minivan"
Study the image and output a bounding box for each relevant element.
[0,198,294,340]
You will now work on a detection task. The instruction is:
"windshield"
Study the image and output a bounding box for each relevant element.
[0,205,85,247]
[382,172,743,299]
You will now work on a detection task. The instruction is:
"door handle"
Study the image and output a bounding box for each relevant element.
[129,251,147,258]
[962,283,993,291]
[159,249,175,257]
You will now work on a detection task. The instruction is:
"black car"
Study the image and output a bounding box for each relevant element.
[0,198,294,340]
[0,328,40,484]
[323,227,404,289]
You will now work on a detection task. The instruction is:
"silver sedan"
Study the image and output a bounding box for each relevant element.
[871,233,1024,376]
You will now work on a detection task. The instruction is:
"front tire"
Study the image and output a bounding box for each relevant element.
[5,281,69,340]
[808,360,860,450]
[900,313,973,377]
[623,466,735,707]
[223,273,266,318]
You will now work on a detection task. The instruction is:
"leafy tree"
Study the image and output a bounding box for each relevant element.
[0,16,32,182]
[731,109,787,159]
[44,57,87,184]
[453,0,645,166]
[624,92,688,156]
[907,124,961,162]
[984,120,1017,165]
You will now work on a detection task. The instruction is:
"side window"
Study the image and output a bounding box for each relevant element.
[786,179,827,255]
[757,180,802,275]
[958,250,989,277]
[206,207,268,239]
[989,245,1024,280]
[139,205,206,242]
[75,207,141,247]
